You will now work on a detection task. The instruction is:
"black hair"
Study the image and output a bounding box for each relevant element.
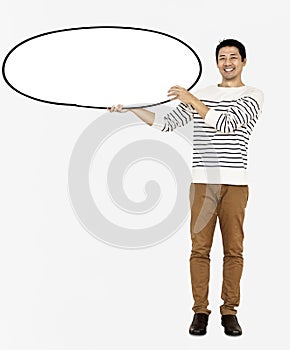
[216,39,246,62]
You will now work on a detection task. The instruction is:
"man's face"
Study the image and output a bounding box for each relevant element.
[216,46,246,81]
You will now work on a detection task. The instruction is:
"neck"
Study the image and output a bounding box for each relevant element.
[218,79,245,88]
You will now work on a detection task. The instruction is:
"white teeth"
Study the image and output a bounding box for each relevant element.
[224,68,234,72]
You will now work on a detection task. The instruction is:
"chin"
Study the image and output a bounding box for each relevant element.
[223,75,236,81]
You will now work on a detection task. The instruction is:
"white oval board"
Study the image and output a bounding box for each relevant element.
[2,26,202,109]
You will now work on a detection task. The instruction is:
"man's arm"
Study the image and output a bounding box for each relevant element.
[108,103,194,132]
[128,108,155,126]
[168,85,264,133]
[203,93,264,133]
[107,104,155,126]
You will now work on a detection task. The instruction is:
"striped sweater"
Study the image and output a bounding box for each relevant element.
[152,85,264,185]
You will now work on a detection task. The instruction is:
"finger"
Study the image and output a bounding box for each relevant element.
[168,90,177,95]
[169,85,182,90]
[116,104,123,112]
[168,89,179,95]
[170,85,186,92]
[167,92,178,97]
[168,86,184,94]
[174,85,185,90]
[108,105,122,112]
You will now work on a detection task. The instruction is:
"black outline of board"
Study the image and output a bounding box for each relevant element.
[2,26,202,110]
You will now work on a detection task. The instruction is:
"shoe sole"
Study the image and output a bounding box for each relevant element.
[224,330,242,336]
[189,329,207,336]
[222,323,242,336]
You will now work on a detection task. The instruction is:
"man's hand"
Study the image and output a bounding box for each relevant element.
[107,104,129,113]
[167,85,210,119]
[167,85,195,104]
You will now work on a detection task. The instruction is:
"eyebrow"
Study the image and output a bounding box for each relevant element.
[218,53,238,57]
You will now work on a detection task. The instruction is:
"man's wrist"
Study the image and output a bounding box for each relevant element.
[189,95,199,108]
[189,96,210,119]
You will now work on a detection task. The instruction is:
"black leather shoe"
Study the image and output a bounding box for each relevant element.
[221,315,242,336]
[189,313,209,336]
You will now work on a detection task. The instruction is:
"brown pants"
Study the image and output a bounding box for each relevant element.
[189,183,249,315]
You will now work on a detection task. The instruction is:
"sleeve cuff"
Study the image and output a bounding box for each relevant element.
[204,109,220,128]
[149,103,179,131]
[151,111,165,130]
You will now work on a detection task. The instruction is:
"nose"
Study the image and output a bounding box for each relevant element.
[224,58,231,66]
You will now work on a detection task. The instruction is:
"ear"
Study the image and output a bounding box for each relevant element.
[242,58,247,67]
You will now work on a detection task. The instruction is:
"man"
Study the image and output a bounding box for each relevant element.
[108,39,264,336]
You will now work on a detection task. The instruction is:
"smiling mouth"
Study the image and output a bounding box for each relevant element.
[224,67,234,72]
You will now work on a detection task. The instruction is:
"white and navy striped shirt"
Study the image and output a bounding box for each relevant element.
[152,85,264,185]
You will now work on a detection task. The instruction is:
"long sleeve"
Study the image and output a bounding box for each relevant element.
[203,90,264,133]
[152,103,195,132]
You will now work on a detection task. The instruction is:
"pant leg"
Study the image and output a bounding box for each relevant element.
[189,183,220,315]
[218,185,249,315]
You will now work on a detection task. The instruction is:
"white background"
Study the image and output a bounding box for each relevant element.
[1,0,289,349]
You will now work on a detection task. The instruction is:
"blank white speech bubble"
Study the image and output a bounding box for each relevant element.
[2,26,202,109]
